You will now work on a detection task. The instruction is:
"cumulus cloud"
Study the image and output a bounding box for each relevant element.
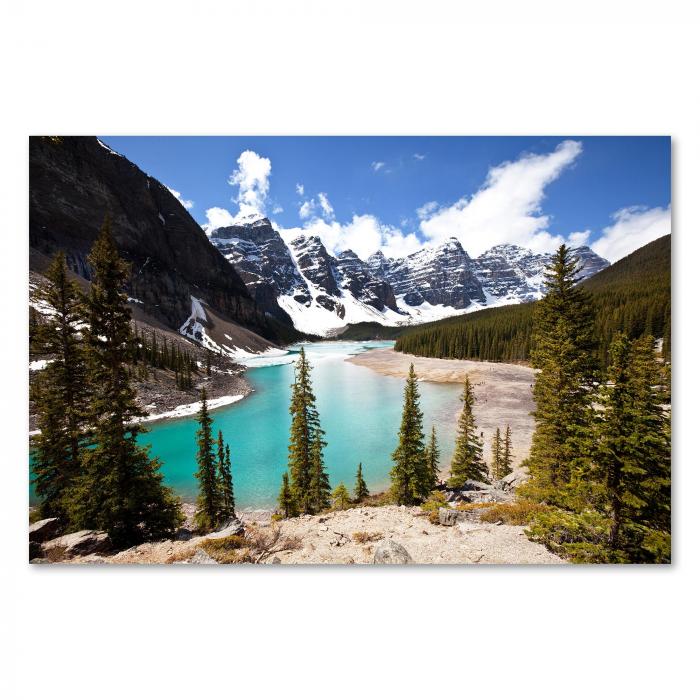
[203,206,236,232]
[591,205,671,262]
[279,214,422,261]
[166,186,193,210]
[295,183,304,196]
[413,153,426,161]
[318,192,334,218]
[299,199,315,220]
[371,161,385,172]
[419,140,583,256]
[567,230,591,247]
[416,201,439,220]
[228,150,271,217]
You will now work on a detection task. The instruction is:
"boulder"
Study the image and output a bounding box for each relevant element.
[373,539,413,564]
[187,548,219,565]
[498,471,529,492]
[42,530,111,557]
[29,517,62,543]
[461,480,492,492]
[438,508,476,526]
[205,517,245,539]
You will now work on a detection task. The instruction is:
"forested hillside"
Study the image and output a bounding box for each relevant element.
[395,235,671,366]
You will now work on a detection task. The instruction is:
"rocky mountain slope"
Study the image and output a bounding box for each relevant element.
[29,137,291,353]
[208,215,609,336]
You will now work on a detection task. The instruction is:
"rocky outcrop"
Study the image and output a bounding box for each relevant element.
[373,238,486,309]
[445,480,511,504]
[29,517,62,543]
[373,539,413,564]
[335,250,398,312]
[29,137,281,342]
[42,530,111,557]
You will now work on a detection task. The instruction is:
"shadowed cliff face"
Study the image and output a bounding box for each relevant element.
[29,136,282,340]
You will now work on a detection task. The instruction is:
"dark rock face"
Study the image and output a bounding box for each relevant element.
[335,250,398,312]
[29,518,62,543]
[288,234,341,298]
[29,137,275,339]
[210,218,309,323]
[373,238,486,309]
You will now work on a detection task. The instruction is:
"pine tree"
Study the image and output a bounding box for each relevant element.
[424,426,440,491]
[448,374,487,486]
[354,463,369,502]
[278,472,297,518]
[390,363,429,505]
[31,253,90,520]
[194,389,220,531]
[310,429,331,512]
[331,482,351,510]
[501,425,514,478]
[524,245,598,505]
[65,219,182,546]
[594,333,671,562]
[216,431,235,521]
[491,428,503,481]
[287,347,323,513]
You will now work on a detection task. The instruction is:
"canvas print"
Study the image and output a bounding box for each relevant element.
[28,136,671,565]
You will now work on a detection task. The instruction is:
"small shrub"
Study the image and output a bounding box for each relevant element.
[455,502,497,512]
[479,501,549,525]
[362,491,394,507]
[420,491,448,524]
[200,535,247,564]
[44,545,68,563]
[352,531,383,544]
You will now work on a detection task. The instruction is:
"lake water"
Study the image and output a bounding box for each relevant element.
[31,341,463,509]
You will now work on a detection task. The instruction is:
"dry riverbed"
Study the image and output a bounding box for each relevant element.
[348,347,536,467]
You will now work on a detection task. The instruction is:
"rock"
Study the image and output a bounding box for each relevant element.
[460,480,492,491]
[42,530,111,557]
[373,539,413,564]
[206,517,245,539]
[498,471,529,492]
[187,548,219,565]
[438,508,483,526]
[29,517,62,543]
[270,556,282,565]
[318,525,329,532]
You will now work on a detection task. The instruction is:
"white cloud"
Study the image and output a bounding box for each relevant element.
[272,205,284,215]
[278,213,422,261]
[318,192,334,218]
[371,161,385,172]
[299,199,315,220]
[166,186,194,210]
[416,201,439,220]
[567,230,591,247]
[228,150,271,217]
[295,183,304,196]
[591,205,671,262]
[419,140,583,256]
[413,153,426,161]
[203,206,236,232]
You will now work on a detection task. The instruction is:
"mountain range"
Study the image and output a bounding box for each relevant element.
[29,136,610,352]
[208,217,609,336]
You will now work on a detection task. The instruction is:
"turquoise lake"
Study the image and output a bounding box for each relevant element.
[32,342,463,509]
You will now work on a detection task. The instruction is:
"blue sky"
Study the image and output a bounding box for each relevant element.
[99,135,671,262]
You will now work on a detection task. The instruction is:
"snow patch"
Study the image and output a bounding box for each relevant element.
[136,395,245,424]
[30,359,53,371]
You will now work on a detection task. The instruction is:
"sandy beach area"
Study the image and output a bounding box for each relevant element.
[348,347,536,467]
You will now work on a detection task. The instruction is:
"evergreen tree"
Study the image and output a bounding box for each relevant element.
[331,482,351,510]
[354,463,369,502]
[502,425,514,478]
[594,333,671,561]
[278,472,297,518]
[194,389,220,531]
[524,245,598,505]
[424,426,440,491]
[287,347,323,513]
[390,363,429,505]
[31,253,90,520]
[491,428,503,481]
[310,429,331,512]
[216,431,235,521]
[448,374,487,486]
[65,220,182,546]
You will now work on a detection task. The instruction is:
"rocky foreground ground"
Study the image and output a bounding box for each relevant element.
[30,481,563,566]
